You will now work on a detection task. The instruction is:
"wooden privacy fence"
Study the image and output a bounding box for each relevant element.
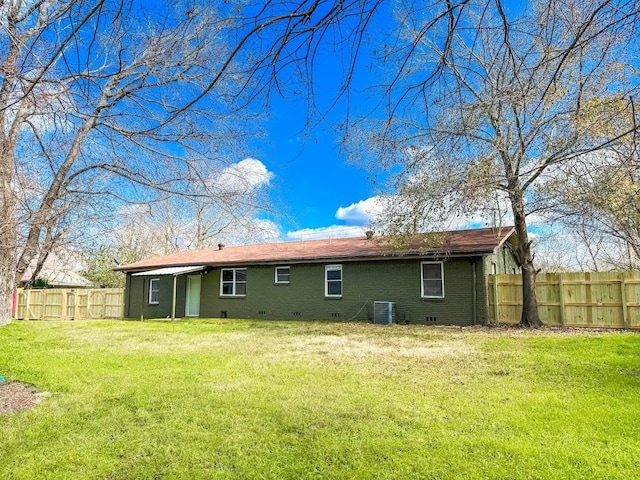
[489,272,640,329]
[14,288,125,320]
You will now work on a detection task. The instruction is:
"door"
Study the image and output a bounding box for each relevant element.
[186,275,201,317]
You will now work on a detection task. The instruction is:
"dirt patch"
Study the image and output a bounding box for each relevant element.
[0,382,47,414]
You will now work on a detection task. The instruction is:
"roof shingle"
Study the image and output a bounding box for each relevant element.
[115,227,515,272]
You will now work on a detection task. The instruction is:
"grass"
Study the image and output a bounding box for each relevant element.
[0,319,639,479]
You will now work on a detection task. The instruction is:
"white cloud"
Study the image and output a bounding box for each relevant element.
[289,191,550,244]
[284,197,381,241]
[335,196,385,225]
[214,158,274,195]
[286,225,367,241]
[333,193,511,232]
[219,218,282,245]
[285,196,386,240]
[286,193,499,242]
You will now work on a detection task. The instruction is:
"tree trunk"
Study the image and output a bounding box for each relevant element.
[520,261,541,327]
[510,189,543,328]
[0,8,22,326]
[0,215,16,324]
[0,263,14,326]
[0,144,17,326]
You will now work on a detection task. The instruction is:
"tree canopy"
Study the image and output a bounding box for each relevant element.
[349,0,640,325]
[1,0,639,326]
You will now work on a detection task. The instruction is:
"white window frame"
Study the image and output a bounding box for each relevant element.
[275,266,290,284]
[220,268,247,297]
[325,264,343,297]
[148,278,160,304]
[421,262,444,299]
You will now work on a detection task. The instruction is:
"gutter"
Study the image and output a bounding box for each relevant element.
[117,251,502,273]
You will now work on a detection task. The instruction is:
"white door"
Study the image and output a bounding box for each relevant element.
[186,275,201,317]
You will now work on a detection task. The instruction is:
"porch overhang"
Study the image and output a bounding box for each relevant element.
[132,266,206,276]
[132,266,205,321]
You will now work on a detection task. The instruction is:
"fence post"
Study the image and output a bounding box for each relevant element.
[558,273,566,327]
[25,289,30,321]
[88,290,93,319]
[493,275,500,324]
[74,292,80,320]
[620,274,628,329]
[61,289,68,320]
[585,272,593,325]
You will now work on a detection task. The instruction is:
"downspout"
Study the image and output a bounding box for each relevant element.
[171,274,178,321]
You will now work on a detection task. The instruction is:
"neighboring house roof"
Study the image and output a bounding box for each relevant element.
[116,227,516,273]
[21,268,95,288]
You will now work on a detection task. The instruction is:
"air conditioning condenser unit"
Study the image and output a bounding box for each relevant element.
[373,301,396,325]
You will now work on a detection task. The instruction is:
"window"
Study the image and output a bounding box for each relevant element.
[220,268,247,296]
[325,264,342,297]
[421,262,444,298]
[148,278,160,304]
[275,266,290,284]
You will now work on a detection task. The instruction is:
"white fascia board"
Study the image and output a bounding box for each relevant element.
[132,266,206,276]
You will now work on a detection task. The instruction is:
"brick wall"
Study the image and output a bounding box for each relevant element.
[126,254,503,326]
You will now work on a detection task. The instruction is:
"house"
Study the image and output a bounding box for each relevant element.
[20,268,95,288]
[114,227,519,326]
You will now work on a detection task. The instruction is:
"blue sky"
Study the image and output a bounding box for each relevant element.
[216,0,553,244]
[245,0,551,243]
[206,1,569,248]
[260,94,376,238]
[246,3,395,241]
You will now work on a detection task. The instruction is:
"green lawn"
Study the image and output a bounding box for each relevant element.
[0,319,639,479]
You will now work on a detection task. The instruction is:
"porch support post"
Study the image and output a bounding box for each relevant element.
[172,275,177,321]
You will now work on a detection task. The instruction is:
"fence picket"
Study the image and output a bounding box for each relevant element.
[14,288,124,320]
[489,272,640,329]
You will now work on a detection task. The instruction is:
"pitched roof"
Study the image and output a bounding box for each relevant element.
[116,227,515,273]
[21,268,95,288]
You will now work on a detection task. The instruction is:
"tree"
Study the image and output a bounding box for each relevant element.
[531,97,640,270]
[349,0,640,326]
[230,0,640,326]
[5,0,637,329]
[0,1,275,325]
[0,0,402,325]
[82,245,129,288]
[537,151,640,269]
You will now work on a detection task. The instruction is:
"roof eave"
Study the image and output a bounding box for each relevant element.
[117,250,500,273]
[115,228,516,273]
[490,226,517,254]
